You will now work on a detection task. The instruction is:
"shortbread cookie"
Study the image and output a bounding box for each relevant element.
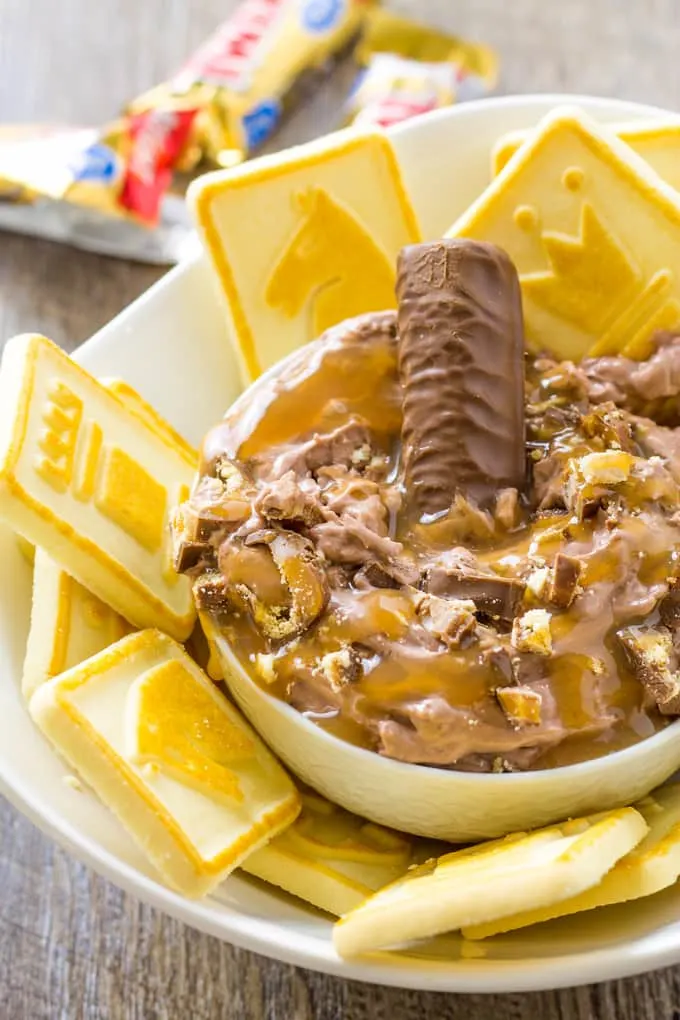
[22,547,128,698]
[448,106,680,361]
[18,379,198,572]
[16,535,34,564]
[0,334,196,639]
[189,128,420,381]
[101,378,197,463]
[492,119,680,190]
[243,788,417,916]
[464,782,680,939]
[29,629,300,897]
[333,808,647,956]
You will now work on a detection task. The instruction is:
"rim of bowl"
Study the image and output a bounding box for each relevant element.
[386,90,676,140]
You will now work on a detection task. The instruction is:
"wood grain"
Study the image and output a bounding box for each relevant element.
[3,0,680,1016]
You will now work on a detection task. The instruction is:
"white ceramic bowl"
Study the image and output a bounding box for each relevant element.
[214,358,680,841]
[218,619,680,841]
[4,94,680,991]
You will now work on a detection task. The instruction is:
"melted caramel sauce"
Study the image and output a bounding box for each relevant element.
[204,327,401,471]
[203,333,679,770]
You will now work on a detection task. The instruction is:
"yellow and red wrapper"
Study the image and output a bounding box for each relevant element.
[0,3,498,261]
[0,0,375,260]
[345,9,498,129]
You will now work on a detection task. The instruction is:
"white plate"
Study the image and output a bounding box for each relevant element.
[3,93,680,993]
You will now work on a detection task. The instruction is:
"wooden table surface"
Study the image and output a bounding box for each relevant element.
[3,1,680,1016]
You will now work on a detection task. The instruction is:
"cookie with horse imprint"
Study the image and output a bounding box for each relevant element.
[242,786,422,916]
[0,333,196,639]
[189,127,421,382]
[447,106,680,362]
[333,808,647,957]
[29,629,301,897]
[492,119,680,190]
[463,782,680,939]
[22,546,129,699]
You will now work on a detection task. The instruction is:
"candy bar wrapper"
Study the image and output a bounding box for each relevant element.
[345,53,457,129]
[0,124,199,263]
[0,0,374,263]
[346,8,498,129]
[135,0,376,159]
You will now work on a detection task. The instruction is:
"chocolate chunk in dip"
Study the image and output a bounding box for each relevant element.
[618,625,680,715]
[424,557,525,621]
[396,240,526,516]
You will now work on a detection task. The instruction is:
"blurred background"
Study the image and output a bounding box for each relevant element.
[2,0,680,353]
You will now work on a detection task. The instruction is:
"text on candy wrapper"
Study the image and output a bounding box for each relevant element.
[173,0,286,93]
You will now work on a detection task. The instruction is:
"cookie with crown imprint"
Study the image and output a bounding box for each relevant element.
[492,119,680,186]
[449,106,680,361]
[20,373,200,699]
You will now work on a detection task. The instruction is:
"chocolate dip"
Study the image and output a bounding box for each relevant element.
[173,255,680,773]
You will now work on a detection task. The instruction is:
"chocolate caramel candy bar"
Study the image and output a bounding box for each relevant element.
[396,239,526,516]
